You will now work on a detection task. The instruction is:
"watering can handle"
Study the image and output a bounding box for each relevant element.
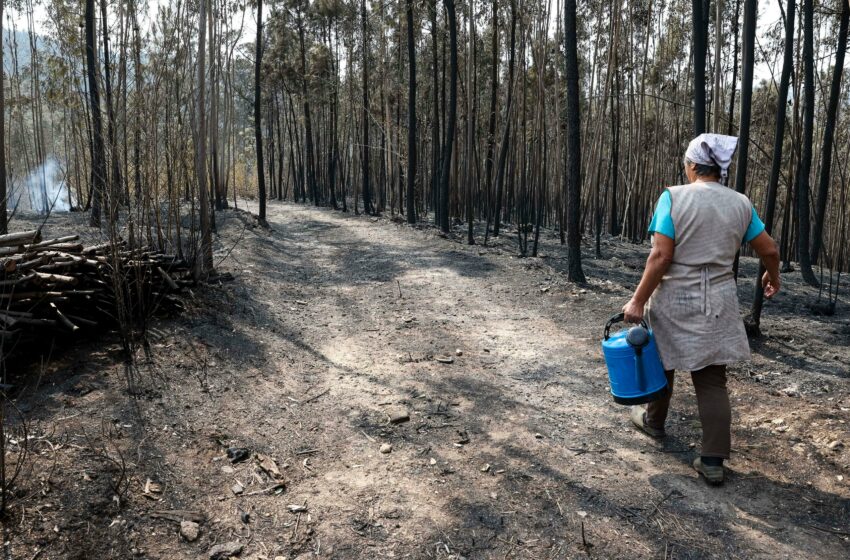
[604,313,649,340]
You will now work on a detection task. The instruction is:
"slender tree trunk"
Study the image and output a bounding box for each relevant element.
[811,0,849,263]
[484,0,498,239]
[795,0,818,286]
[330,25,340,210]
[692,0,707,135]
[493,1,517,237]
[361,0,373,214]
[726,0,741,135]
[131,0,143,204]
[196,0,213,275]
[466,0,475,245]
[607,0,621,235]
[299,16,318,206]
[255,0,267,224]
[733,0,756,193]
[406,0,417,223]
[431,0,441,225]
[609,69,621,235]
[564,0,586,282]
[748,0,797,328]
[0,0,6,234]
[712,0,723,132]
[86,0,107,228]
[210,4,222,214]
[439,0,458,233]
[101,0,121,210]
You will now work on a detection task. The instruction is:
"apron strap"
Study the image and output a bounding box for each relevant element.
[700,266,712,317]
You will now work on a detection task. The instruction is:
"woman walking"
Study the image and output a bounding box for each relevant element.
[622,133,781,485]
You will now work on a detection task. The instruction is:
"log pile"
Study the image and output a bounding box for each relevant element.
[0,229,193,352]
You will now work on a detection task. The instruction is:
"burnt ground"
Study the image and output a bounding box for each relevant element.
[2,201,849,559]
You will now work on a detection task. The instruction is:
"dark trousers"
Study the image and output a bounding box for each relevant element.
[645,364,731,459]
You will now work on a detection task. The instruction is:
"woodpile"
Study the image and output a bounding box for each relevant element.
[0,229,193,351]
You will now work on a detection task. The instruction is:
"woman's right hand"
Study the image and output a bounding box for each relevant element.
[762,271,780,299]
[622,298,645,323]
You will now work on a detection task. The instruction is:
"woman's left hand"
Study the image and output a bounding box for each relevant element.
[622,298,645,323]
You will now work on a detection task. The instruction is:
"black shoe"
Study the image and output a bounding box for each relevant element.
[693,457,725,485]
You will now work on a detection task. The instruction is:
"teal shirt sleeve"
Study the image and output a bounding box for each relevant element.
[648,190,675,239]
[744,206,766,242]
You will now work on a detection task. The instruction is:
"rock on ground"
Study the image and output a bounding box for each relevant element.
[208,541,243,560]
[179,520,200,542]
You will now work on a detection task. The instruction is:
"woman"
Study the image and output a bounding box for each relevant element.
[622,133,781,485]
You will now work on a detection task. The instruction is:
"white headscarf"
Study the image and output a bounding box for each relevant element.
[684,133,738,183]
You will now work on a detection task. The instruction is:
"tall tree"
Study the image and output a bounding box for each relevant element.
[492,0,517,237]
[405,0,417,224]
[361,0,373,214]
[712,0,723,132]
[750,0,795,329]
[196,0,214,275]
[85,0,108,228]
[466,0,475,245]
[130,0,144,204]
[0,0,6,235]
[255,0,267,224]
[811,0,849,263]
[795,0,818,286]
[733,0,756,193]
[430,0,440,226]
[692,0,707,134]
[726,0,741,134]
[439,0,458,233]
[298,7,318,205]
[101,0,122,207]
[483,0,498,239]
[564,0,585,282]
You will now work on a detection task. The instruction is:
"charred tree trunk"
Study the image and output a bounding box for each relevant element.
[86,0,107,228]
[795,0,818,286]
[299,16,318,206]
[726,0,741,135]
[564,0,586,282]
[196,0,213,274]
[439,0,458,233]
[430,0,441,226]
[749,0,795,330]
[361,0,373,214]
[732,0,755,194]
[100,0,122,210]
[0,0,6,234]
[484,0,498,240]
[493,1,517,237]
[255,0,267,224]
[811,1,849,264]
[692,0,707,135]
[406,0,417,224]
[465,1,475,245]
[712,0,723,132]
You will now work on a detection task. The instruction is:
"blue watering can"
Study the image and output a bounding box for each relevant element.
[602,313,668,405]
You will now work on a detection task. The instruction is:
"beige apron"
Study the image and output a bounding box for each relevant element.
[646,182,753,372]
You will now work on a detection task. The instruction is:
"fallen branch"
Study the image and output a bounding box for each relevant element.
[243,483,286,496]
[149,510,206,524]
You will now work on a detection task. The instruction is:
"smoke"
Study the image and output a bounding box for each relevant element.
[25,157,71,214]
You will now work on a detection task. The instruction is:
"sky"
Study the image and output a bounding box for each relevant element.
[2,0,790,86]
[5,0,261,44]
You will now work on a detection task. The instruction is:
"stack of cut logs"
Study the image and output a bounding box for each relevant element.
[0,229,193,351]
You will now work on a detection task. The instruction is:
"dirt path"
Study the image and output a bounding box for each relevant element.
[9,202,850,559]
